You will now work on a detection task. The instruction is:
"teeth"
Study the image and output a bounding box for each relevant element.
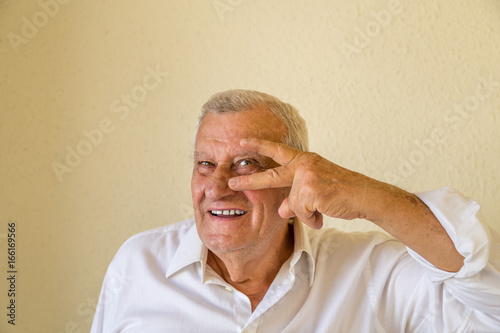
[210,210,246,216]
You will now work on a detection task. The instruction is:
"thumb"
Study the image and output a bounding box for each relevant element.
[278,197,296,219]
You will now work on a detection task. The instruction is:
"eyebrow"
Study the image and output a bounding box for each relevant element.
[193,151,262,160]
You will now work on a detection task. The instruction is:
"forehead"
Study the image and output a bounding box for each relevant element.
[195,108,287,151]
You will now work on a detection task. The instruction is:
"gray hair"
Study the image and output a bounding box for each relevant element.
[196,89,309,152]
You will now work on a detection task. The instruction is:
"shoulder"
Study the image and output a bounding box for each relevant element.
[121,219,195,247]
[110,219,196,268]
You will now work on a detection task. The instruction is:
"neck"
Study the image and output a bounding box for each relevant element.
[207,224,294,310]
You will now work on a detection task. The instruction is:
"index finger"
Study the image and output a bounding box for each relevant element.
[227,138,298,191]
[239,138,299,166]
[228,165,292,191]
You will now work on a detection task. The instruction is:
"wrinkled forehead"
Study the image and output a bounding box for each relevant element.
[195,109,287,148]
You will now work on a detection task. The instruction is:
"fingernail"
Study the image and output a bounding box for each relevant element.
[240,138,249,145]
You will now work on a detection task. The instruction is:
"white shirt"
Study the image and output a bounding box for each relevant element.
[91,188,500,332]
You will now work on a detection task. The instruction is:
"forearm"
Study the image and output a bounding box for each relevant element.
[364,181,464,272]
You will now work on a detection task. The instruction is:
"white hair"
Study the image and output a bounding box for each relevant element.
[195,89,309,151]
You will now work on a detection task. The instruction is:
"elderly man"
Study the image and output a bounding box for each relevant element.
[91,90,500,332]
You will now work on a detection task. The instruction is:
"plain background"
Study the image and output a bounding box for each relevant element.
[1,0,499,331]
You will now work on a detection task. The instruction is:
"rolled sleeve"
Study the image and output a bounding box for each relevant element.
[411,187,491,280]
[408,187,500,316]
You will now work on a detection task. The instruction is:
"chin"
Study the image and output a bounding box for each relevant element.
[202,234,248,254]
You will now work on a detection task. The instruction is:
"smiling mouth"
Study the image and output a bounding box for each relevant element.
[210,210,247,217]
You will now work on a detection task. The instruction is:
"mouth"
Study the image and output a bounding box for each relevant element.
[209,209,247,217]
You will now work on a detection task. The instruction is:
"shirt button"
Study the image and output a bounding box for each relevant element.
[224,286,233,292]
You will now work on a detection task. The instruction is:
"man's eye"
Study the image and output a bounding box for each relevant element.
[236,159,264,173]
[198,161,214,167]
[239,159,254,166]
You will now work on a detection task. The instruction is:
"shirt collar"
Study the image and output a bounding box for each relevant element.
[165,219,316,286]
[165,221,207,280]
[290,220,316,286]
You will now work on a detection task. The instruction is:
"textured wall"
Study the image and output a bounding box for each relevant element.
[1,0,499,331]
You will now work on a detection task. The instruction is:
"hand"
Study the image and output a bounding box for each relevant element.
[228,138,381,229]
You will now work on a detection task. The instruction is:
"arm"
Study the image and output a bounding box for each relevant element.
[228,138,464,271]
[383,188,500,330]
[230,138,500,329]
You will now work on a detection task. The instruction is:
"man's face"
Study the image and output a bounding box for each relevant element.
[191,108,290,255]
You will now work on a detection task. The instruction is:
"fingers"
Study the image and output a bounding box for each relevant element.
[228,166,292,191]
[230,137,324,229]
[279,196,324,230]
[228,138,298,191]
[239,138,299,166]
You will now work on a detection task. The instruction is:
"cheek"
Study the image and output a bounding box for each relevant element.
[244,188,289,212]
[191,175,204,205]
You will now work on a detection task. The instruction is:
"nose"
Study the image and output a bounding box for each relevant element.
[205,166,237,200]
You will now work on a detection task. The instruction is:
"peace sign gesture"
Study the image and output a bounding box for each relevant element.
[228,138,378,229]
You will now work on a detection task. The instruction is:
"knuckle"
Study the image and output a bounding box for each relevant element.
[266,168,281,183]
[302,168,317,182]
[301,184,315,197]
[276,142,285,154]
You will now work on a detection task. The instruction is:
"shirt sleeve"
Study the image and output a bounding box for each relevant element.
[409,187,500,316]
[90,265,127,333]
[90,237,142,333]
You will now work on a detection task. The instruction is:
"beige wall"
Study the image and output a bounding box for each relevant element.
[1,0,499,331]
